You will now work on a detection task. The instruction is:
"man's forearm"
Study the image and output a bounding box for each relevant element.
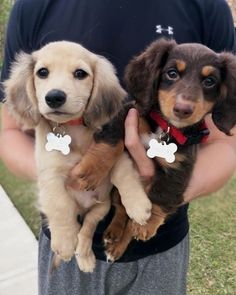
[0,129,37,181]
[184,140,236,203]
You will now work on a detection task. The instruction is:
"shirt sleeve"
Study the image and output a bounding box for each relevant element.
[203,0,236,53]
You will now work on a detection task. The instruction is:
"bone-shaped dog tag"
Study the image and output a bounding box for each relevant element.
[45,132,71,155]
[147,139,178,163]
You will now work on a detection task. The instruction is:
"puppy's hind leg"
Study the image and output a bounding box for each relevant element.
[105,218,134,262]
[75,195,111,272]
[39,176,80,263]
[103,189,128,246]
[111,152,152,225]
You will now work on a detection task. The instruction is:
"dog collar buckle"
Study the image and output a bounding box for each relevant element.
[158,125,170,144]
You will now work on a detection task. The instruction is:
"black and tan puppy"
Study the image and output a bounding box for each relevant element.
[104,38,236,261]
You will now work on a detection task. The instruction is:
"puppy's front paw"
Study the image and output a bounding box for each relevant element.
[132,213,165,241]
[51,226,79,262]
[72,161,108,191]
[123,196,152,225]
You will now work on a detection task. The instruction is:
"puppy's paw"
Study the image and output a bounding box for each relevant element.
[51,226,79,262]
[123,196,152,225]
[131,222,157,241]
[72,161,108,191]
[103,222,125,246]
[105,240,127,262]
[132,215,165,241]
[76,251,96,273]
[75,233,92,257]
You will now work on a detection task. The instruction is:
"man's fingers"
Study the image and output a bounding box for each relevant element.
[125,108,155,179]
[125,108,140,148]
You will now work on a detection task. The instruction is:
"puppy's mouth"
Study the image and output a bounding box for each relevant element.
[47,111,71,116]
[43,110,82,123]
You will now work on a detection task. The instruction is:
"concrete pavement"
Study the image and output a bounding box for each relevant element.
[0,185,38,295]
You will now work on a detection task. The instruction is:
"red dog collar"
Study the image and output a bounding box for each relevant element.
[66,117,84,126]
[149,111,209,145]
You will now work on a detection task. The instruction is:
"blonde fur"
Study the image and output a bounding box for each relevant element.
[4,41,151,272]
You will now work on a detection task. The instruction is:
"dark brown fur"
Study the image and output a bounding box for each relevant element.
[104,38,236,261]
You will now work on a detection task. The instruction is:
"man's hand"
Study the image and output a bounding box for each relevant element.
[125,108,155,181]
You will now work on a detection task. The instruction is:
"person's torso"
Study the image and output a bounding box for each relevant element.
[19,0,207,80]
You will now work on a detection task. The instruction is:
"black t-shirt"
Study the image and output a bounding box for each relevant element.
[1,0,235,262]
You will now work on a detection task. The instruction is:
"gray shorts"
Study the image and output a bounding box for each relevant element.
[38,230,189,295]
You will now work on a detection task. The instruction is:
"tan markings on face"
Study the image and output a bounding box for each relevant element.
[176,60,186,72]
[201,66,216,77]
[158,89,214,127]
[192,100,214,123]
[158,89,177,119]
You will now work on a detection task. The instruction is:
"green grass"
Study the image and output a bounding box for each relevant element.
[0,0,12,67]
[188,175,236,294]
[0,160,40,237]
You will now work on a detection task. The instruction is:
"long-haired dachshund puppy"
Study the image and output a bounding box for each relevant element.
[4,41,152,272]
[104,38,236,261]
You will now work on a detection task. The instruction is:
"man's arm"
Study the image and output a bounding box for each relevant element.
[184,115,236,202]
[0,105,37,180]
[0,2,37,180]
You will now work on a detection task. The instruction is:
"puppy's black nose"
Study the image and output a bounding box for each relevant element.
[45,89,66,108]
[173,103,194,119]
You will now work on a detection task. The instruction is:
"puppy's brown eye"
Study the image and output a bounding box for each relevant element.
[202,76,217,88]
[37,68,49,79]
[166,69,179,80]
[74,69,88,80]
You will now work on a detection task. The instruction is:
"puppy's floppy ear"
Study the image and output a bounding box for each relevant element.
[83,56,126,129]
[4,52,40,128]
[212,52,236,135]
[124,38,177,115]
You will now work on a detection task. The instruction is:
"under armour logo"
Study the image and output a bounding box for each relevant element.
[156,25,174,35]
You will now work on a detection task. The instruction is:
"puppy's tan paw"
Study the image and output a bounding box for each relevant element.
[76,251,96,273]
[105,240,127,262]
[51,226,79,262]
[72,161,108,191]
[132,215,165,241]
[103,223,125,245]
[123,196,152,225]
[131,222,156,241]
[75,233,92,257]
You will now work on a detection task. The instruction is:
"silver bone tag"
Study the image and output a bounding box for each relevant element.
[147,139,177,163]
[45,132,71,155]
